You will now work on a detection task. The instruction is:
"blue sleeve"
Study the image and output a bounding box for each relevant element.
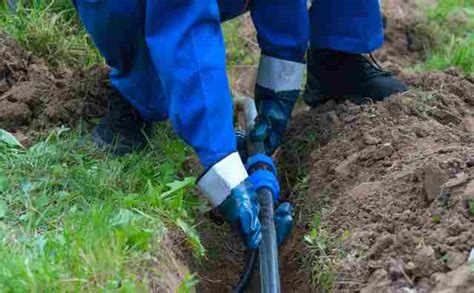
[145,0,236,169]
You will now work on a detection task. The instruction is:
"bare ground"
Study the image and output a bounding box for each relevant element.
[0,31,109,144]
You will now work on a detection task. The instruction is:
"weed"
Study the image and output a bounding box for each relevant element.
[432,214,442,224]
[177,273,199,293]
[467,199,474,216]
[303,213,348,292]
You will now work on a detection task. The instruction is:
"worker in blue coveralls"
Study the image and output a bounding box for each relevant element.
[72,0,308,250]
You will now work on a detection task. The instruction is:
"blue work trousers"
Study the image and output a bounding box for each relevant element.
[309,0,384,53]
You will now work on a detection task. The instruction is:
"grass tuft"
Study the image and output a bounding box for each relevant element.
[0,0,102,70]
[303,213,351,292]
[422,0,474,74]
[0,126,204,291]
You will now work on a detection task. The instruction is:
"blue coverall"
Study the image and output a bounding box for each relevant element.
[309,0,384,53]
[73,0,308,169]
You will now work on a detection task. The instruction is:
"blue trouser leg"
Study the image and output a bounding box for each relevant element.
[309,0,384,53]
[217,0,309,62]
[144,0,236,168]
[74,0,235,168]
[73,0,168,121]
[250,0,308,62]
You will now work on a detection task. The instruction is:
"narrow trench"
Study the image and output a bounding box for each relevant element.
[187,108,333,292]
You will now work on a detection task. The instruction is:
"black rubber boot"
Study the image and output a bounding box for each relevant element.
[303,48,408,108]
[92,90,153,156]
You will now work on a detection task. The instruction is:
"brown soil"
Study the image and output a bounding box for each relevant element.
[140,234,191,293]
[279,69,474,292]
[0,31,109,144]
[186,219,250,292]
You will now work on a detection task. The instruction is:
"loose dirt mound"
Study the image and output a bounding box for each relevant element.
[0,31,109,143]
[279,69,474,292]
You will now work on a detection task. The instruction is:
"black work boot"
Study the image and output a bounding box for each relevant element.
[92,90,153,156]
[303,48,408,107]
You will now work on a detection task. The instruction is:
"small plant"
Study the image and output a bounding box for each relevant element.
[467,199,474,216]
[177,273,200,293]
[432,214,442,224]
[303,213,346,292]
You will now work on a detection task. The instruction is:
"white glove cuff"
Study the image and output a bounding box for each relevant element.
[197,152,249,207]
[257,55,305,92]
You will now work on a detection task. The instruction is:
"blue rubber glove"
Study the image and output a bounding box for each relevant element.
[246,154,280,201]
[246,154,293,245]
[218,179,262,250]
[250,86,300,156]
[275,202,294,245]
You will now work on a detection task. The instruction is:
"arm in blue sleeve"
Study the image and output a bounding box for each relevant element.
[145,0,236,169]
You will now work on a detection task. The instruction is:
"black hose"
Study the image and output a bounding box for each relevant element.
[232,249,258,293]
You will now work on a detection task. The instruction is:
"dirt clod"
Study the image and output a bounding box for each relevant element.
[422,163,449,203]
[432,265,474,293]
[0,31,109,141]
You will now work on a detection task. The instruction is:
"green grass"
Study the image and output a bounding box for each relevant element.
[0,126,205,291]
[468,199,474,216]
[422,0,474,74]
[0,0,102,70]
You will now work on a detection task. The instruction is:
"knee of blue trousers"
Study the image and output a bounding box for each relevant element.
[309,0,384,53]
[218,0,250,22]
[74,0,168,121]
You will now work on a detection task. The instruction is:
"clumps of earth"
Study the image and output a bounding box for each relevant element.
[279,69,474,292]
[0,31,109,144]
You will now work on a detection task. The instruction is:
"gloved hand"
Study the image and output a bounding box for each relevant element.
[246,154,280,201]
[197,152,262,250]
[246,154,293,246]
[250,85,300,156]
[275,202,293,245]
[218,180,262,249]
